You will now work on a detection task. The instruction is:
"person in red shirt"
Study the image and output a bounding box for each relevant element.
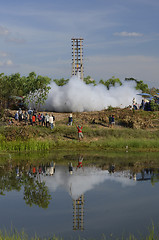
[32,115,36,125]
[37,113,42,125]
[76,125,83,141]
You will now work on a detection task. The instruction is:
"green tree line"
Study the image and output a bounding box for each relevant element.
[1,72,157,115]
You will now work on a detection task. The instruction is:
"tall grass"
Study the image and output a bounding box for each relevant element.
[0,224,157,240]
[88,137,159,151]
[0,137,159,152]
[0,229,62,240]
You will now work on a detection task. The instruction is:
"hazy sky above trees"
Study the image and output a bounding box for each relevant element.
[0,0,159,87]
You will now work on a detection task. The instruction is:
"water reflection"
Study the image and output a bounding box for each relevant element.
[1,159,159,202]
[1,156,159,235]
[73,194,84,231]
[0,161,56,208]
[133,168,159,185]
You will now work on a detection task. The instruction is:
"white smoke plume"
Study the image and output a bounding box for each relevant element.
[44,166,136,200]
[42,75,141,112]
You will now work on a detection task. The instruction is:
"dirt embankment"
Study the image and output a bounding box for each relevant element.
[2,108,159,130]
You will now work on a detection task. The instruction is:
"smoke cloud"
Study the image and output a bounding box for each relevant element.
[44,166,136,200]
[42,75,141,112]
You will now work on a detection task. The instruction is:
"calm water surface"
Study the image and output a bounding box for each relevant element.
[0,153,159,239]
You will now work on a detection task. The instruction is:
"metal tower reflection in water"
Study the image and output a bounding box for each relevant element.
[73,194,84,231]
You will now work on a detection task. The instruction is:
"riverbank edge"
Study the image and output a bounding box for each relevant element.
[1,124,159,153]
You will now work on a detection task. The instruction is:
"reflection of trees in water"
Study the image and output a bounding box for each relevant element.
[0,163,52,209]
[23,174,51,209]
[0,169,22,195]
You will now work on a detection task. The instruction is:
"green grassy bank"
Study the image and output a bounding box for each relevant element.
[0,124,159,152]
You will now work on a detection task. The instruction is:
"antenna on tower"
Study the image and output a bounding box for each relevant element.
[71,38,84,81]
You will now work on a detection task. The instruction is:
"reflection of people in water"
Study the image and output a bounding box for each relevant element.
[50,161,56,175]
[32,166,36,176]
[15,165,20,177]
[108,164,115,173]
[77,155,83,169]
[27,162,56,177]
[46,161,55,176]
[69,162,73,174]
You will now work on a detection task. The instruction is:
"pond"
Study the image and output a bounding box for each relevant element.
[0,151,159,239]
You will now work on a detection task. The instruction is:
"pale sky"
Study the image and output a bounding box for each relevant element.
[0,0,159,87]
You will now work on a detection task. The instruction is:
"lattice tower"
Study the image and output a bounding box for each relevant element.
[71,38,84,80]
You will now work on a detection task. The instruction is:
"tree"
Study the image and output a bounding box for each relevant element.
[53,78,69,86]
[125,78,149,93]
[25,72,51,110]
[0,165,51,208]
[23,175,51,209]
[136,80,149,93]
[99,76,122,90]
[150,99,159,111]
[0,171,22,195]
[0,73,27,111]
[83,76,96,85]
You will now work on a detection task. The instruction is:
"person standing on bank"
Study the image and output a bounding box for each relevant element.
[49,115,54,130]
[68,114,73,126]
[111,115,115,127]
[76,125,83,141]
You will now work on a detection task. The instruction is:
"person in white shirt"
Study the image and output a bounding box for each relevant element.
[49,115,54,129]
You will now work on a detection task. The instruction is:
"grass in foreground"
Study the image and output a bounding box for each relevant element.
[0,225,158,240]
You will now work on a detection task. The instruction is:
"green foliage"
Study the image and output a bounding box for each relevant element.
[125,77,149,93]
[83,76,96,85]
[150,99,159,111]
[99,76,122,90]
[136,80,149,93]
[0,171,22,195]
[23,175,51,208]
[53,78,69,86]
[0,72,51,111]
[107,105,114,111]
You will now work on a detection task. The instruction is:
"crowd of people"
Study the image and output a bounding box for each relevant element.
[13,108,84,140]
[14,108,56,129]
[132,97,158,111]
